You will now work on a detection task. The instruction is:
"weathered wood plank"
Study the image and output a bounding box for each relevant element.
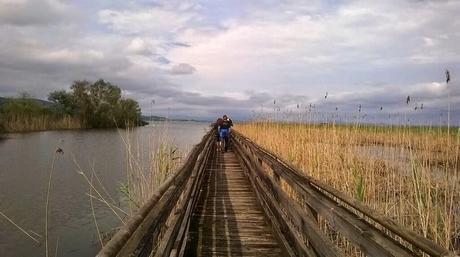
[185,148,285,257]
[156,131,215,257]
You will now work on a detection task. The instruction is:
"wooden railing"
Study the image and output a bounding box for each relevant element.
[97,129,215,257]
[232,130,455,257]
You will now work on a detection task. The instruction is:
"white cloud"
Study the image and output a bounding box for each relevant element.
[35,48,104,64]
[170,63,196,75]
[0,0,459,121]
[126,37,155,56]
[98,7,196,36]
[169,1,460,93]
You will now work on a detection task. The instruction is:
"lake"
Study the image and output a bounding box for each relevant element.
[0,122,210,257]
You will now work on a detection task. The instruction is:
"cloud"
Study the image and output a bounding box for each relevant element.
[98,6,197,36]
[126,38,155,56]
[156,56,171,64]
[0,0,71,26]
[303,81,460,117]
[167,42,192,48]
[170,63,196,75]
[0,0,459,122]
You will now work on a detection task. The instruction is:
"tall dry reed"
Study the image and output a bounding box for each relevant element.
[119,123,183,214]
[0,114,82,133]
[236,121,459,253]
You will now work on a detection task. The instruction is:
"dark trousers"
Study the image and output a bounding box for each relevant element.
[223,135,229,151]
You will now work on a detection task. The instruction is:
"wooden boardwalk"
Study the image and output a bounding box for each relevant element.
[97,129,455,257]
[185,149,284,257]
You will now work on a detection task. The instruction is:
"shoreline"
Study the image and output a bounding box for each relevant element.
[0,120,210,134]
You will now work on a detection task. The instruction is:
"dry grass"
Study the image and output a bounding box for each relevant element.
[236,121,460,253]
[119,123,184,214]
[0,114,82,133]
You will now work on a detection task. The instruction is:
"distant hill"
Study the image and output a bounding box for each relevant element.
[0,96,54,108]
[141,115,207,123]
[141,115,169,122]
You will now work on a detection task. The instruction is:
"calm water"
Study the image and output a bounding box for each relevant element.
[0,122,209,257]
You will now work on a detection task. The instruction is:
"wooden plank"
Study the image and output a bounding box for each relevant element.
[156,132,215,257]
[185,148,285,257]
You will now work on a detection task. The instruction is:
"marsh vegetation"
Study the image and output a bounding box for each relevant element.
[236,121,459,253]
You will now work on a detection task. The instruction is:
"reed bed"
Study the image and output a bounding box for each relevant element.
[236,121,460,253]
[0,114,82,133]
[119,123,184,214]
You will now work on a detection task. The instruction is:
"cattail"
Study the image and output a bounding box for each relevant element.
[421,103,424,109]
[446,69,450,83]
[406,95,410,105]
[380,106,383,111]
[358,104,362,112]
[325,92,328,99]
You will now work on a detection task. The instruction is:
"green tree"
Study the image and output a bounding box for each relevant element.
[48,90,77,115]
[47,79,143,128]
[88,79,122,128]
[70,80,93,127]
[115,98,142,127]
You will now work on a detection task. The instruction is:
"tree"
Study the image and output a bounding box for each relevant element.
[47,79,143,128]
[70,80,92,126]
[48,90,77,115]
[88,79,122,128]
[115,98,142,127]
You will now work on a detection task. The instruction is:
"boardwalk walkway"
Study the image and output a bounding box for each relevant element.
[97,130,455,257]
[185,148,284,257]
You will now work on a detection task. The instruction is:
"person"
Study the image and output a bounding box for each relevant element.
[219,115,233,152]
[214,117,223,151]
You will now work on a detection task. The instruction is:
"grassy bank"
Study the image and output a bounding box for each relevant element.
[236,121,460,252]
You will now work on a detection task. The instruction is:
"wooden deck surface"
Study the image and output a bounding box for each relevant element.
[184,148,284,257]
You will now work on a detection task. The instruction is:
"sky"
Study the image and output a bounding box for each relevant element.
[0,0,459,123]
